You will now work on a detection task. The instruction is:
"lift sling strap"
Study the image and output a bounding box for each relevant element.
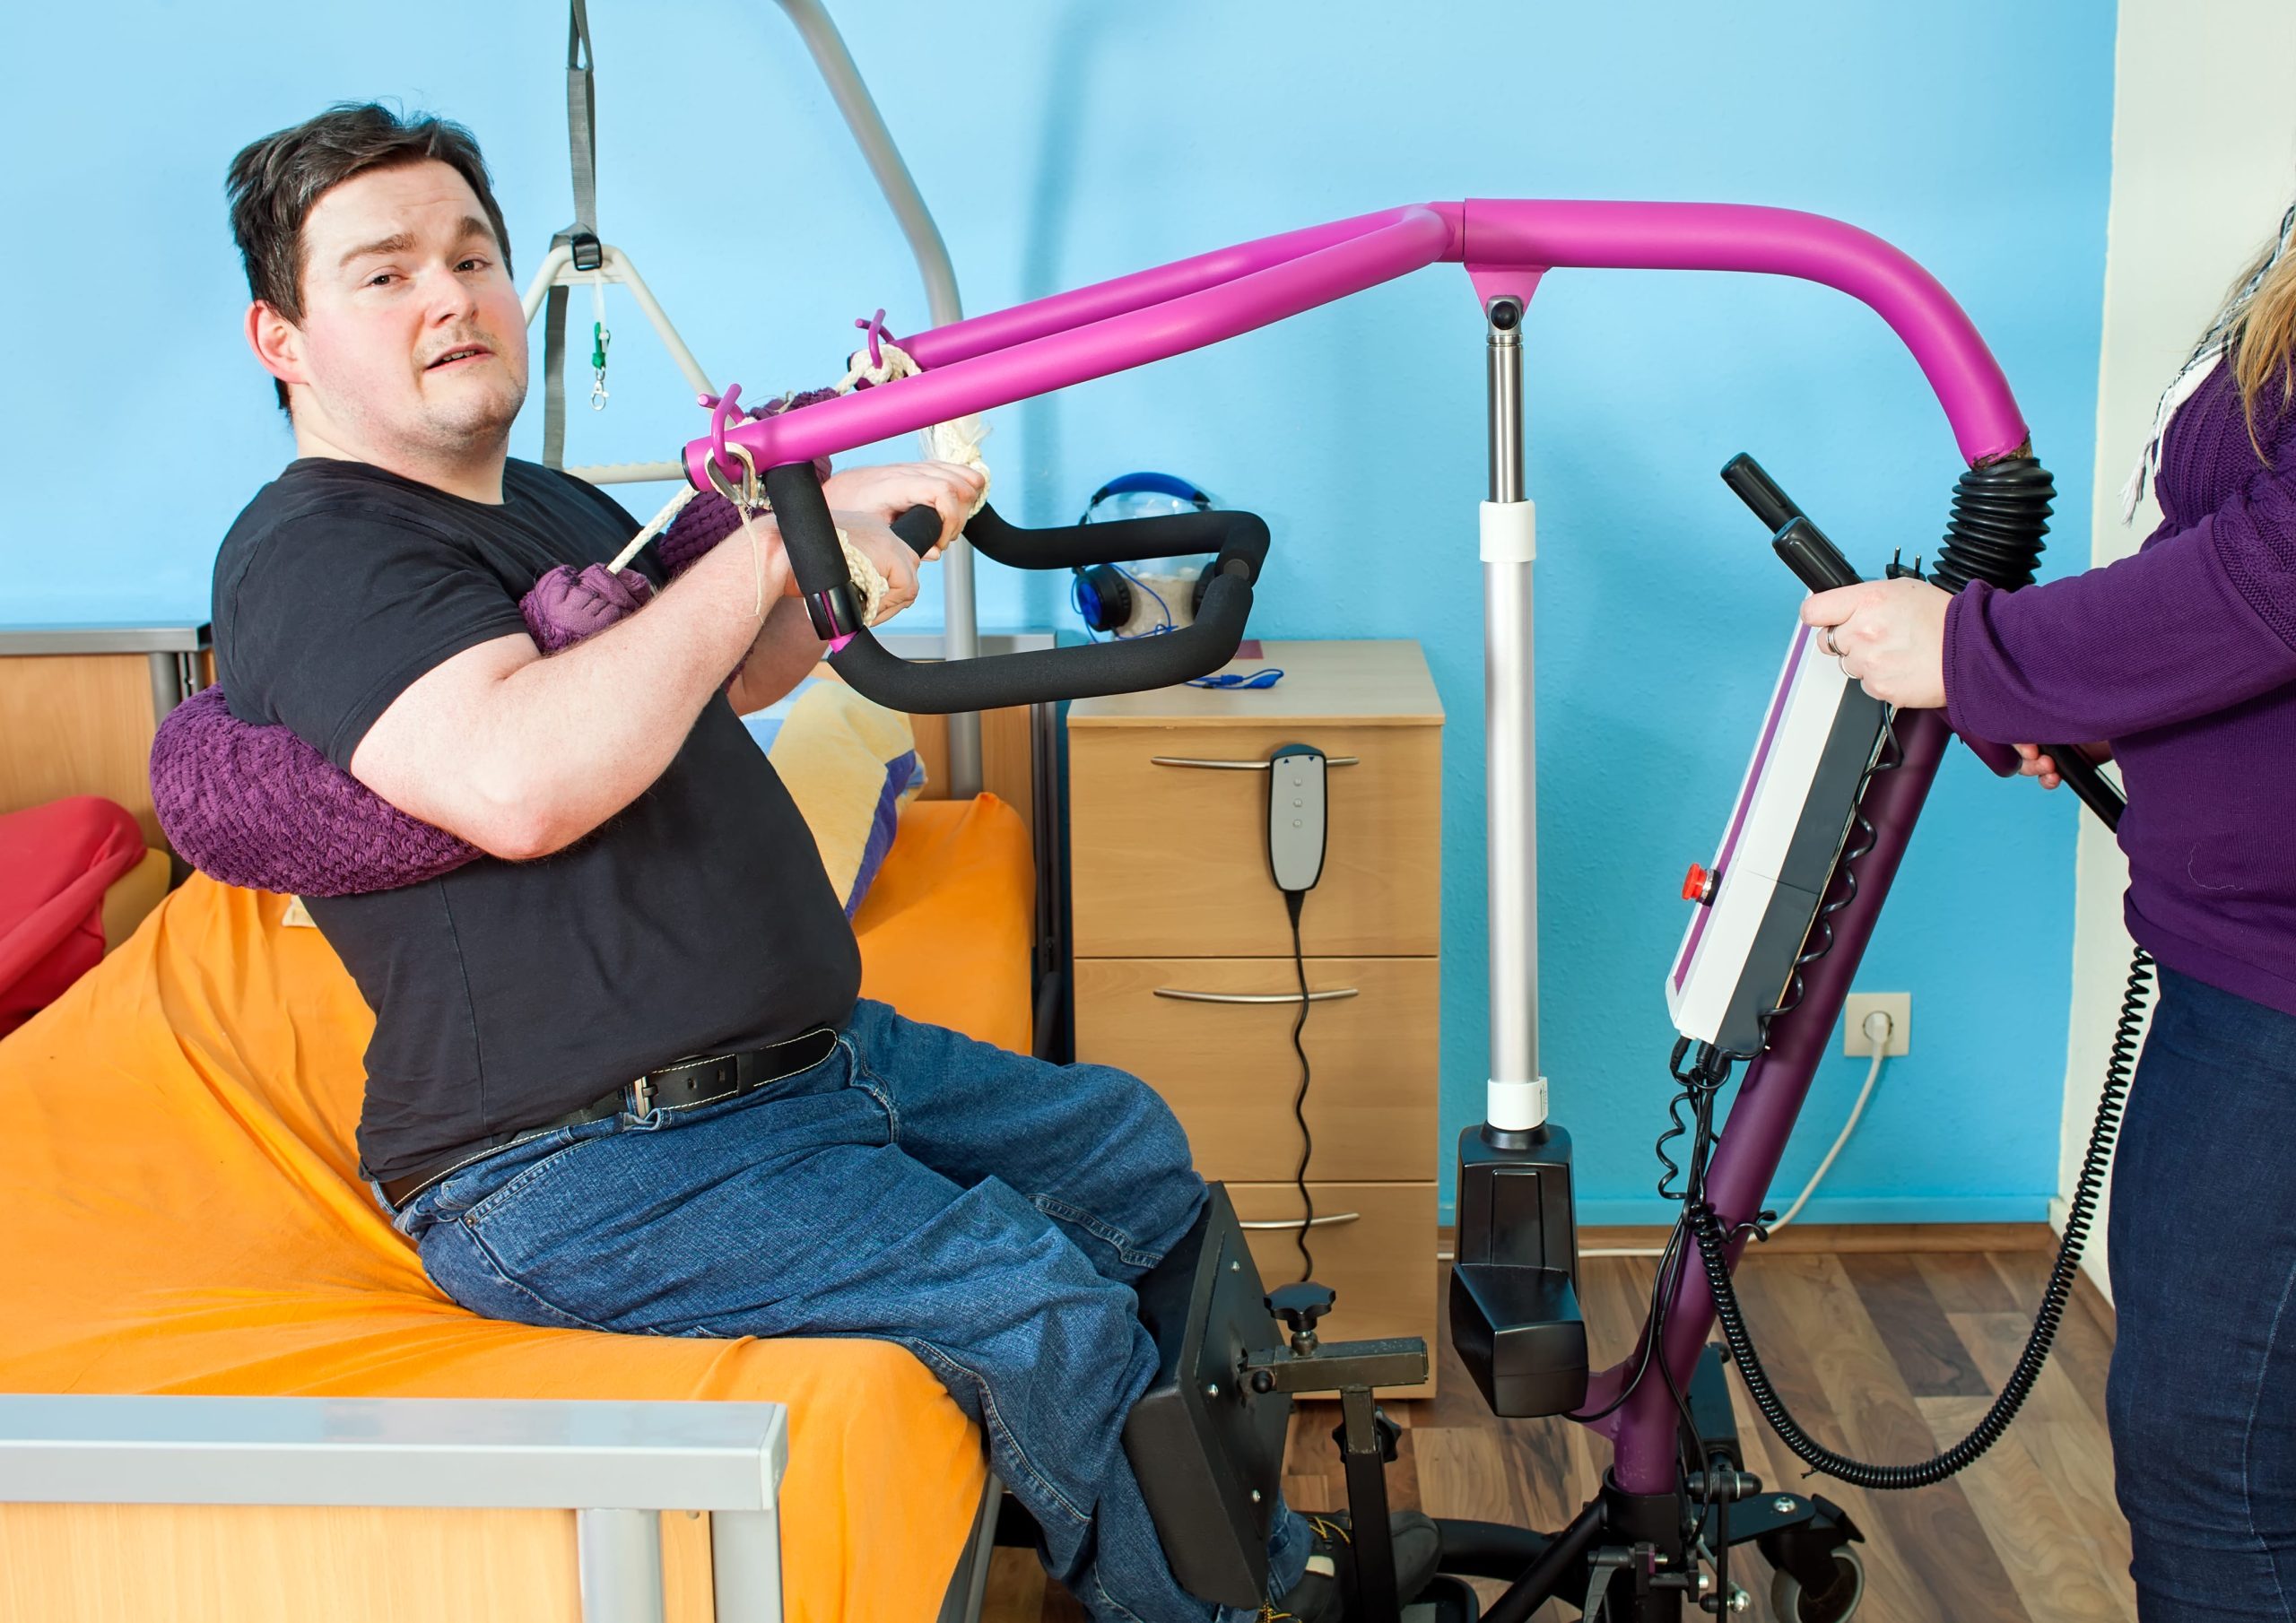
[542,0,599,471]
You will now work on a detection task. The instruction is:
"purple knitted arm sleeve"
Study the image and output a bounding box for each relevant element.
[152,561,658,897]
[1944,474,2296,745]
[151,686,482,896]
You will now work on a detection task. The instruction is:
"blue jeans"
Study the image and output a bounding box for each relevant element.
[387,998,1308,1622]
[2109,966,2296,1621]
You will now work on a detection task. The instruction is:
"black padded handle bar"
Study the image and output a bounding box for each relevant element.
[889,504,944,553]
[2039,748,2124,834]
[761,464,1270,715]
[957,500,1270,576]
[1722,454,1860,591]
[1723,453,2126,834]
[1720,451,1805,536]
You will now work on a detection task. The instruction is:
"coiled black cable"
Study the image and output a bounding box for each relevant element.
[1694,948,2153,1488]
[1286,890,1317,1282]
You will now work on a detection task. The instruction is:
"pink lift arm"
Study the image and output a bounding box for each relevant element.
[683,198,2031,489]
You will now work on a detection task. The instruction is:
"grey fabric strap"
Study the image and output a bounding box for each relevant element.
[544,0,598,470]
[564,0,596,236]
[543,282,572,468]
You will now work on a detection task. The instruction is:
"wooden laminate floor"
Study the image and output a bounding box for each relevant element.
[982,1228,2130,1622]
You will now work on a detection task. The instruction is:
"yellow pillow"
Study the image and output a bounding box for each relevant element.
[752,681,927,917]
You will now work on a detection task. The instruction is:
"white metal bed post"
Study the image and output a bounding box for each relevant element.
[1483,295,1547,1133]
[772,0,983,797]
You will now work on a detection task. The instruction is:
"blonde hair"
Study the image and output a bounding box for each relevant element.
[2231,244,2296,456]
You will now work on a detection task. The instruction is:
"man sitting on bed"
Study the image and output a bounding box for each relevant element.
[215,104,1433,1623]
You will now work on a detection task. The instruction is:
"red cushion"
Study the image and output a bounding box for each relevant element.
[0,796,146,1037]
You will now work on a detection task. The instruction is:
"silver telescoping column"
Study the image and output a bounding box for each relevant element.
[1483,297,1546,1133]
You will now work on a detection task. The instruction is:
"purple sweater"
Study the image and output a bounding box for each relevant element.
[1944,359,2296,1018]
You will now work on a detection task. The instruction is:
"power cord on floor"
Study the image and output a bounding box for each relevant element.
[1769,1007,1892,1235]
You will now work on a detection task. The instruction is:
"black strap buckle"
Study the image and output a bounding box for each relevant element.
[804,584,864,641]
[570,230,603,273]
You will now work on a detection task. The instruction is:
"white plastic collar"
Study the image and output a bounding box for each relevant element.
[1480,499,1536,564]
[1486,1075,1550,1132]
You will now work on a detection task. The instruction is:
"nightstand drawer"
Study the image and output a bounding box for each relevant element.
[1069,724,1440,958]
[1227,1178,1437,1396]
[1075,957,1436,1184]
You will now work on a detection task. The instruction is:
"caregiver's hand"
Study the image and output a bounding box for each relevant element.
[822,460,985,558]
[2013,741,2114,791]
[1800,577,1953,709]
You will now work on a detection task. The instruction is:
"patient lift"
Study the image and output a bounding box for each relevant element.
[40,10,2150,1618]
[675,193,2139,1620]
[509,12,2141,1614]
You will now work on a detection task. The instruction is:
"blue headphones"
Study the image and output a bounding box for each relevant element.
[1072,473,1216,635]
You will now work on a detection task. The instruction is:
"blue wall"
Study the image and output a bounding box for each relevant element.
[0,1,2114,1223]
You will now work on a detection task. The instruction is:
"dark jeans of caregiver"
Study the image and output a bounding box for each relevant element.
[2109,968,2296,1621]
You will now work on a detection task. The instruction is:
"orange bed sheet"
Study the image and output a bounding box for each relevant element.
[0,793,1035,1621]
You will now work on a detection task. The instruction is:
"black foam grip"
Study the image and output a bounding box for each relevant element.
[831,570,1257,714]
[1772,517,1862,593]
[891,505,941,555]
[764,462,850,597]
[962,501,1269,580]
[1721,452,1806,535]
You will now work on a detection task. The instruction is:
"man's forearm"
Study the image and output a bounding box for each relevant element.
[466,531,789,852]
[729,596,832,716]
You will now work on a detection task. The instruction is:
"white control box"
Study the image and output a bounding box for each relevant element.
[1665,623,1888,1055]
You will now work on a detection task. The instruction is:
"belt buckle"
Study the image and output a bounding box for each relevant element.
[629,1074,656,1115]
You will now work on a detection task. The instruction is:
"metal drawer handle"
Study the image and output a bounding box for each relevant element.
[1153,988,1361,1005]
[1149,756,1361,771]
[1239,1212,1361,1231]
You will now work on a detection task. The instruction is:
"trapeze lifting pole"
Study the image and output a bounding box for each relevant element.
[773,0,983,797]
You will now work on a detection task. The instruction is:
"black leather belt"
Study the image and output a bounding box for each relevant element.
[377,1026,839,1211]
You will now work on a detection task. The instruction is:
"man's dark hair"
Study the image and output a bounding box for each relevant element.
[226,102,515,412]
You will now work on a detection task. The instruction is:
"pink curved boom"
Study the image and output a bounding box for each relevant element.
[683,198,2031,489]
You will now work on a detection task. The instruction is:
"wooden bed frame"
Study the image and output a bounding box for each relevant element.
[0,623,1069,1055]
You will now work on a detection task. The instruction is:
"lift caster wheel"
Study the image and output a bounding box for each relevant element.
[1768,1545,1863,1622]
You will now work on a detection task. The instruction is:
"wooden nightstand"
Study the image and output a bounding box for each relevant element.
[1067,640,1443,1393]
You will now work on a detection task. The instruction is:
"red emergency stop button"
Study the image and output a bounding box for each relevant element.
[1683,864,1716,905]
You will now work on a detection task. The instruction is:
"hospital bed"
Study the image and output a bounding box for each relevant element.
[0,632,1057,1622]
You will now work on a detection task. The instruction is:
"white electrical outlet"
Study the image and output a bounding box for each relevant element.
[1842,992,1910,1056]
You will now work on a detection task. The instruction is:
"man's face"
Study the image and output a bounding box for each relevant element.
[281,161,527,458]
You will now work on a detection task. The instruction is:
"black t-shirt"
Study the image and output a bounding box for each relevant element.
[211,457,862,1179]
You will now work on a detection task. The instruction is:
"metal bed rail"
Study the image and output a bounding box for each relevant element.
[0,1393,788,1623]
